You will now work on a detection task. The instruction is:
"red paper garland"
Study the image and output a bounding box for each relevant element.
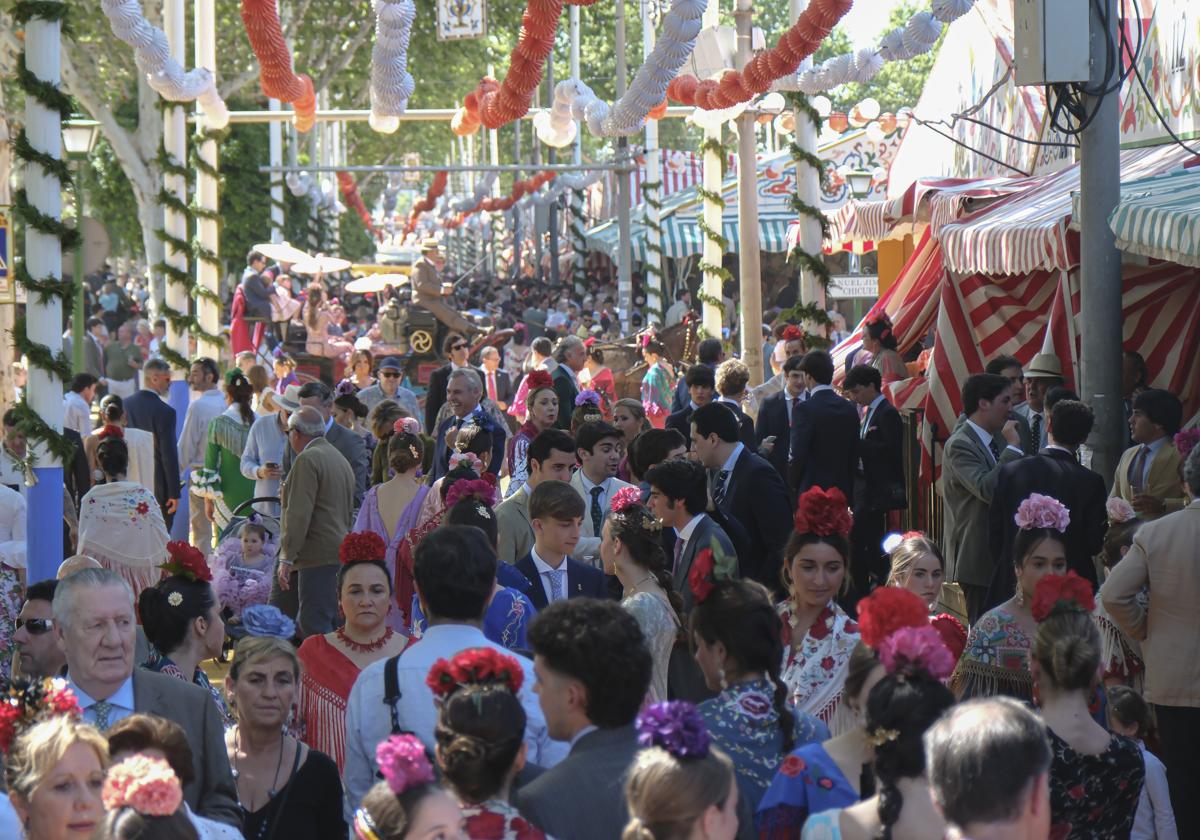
[666,0,851,110]
[443,170,556,229]
[240,0,317,132]
[337,172,378,239]
[404,171,450,236]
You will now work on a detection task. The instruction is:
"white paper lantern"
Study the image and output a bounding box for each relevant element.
[932,0,975,23]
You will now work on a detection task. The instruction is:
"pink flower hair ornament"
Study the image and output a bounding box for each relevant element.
[448,451,485,473]
[102,755,183,817]
[1174,428,1200,460]
[375,735,435,796]
[610,486,643,514]
[1014,493,1070,533]
[877,624,956,681]
[393,417,421,436]
[1105,497,1136,524]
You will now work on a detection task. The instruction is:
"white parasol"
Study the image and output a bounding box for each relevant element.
[291,255,353,274]
[253,241,312,264]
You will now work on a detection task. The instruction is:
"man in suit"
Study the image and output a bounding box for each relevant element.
[496,429,576,564]
[972,354,1035,454]
[1110,388,1187,520]
[666,364,716,447]
[479,346,514,413]
[844,364,906,604]
[691,402,792,591]
[515,599,652,840]
[424,333,481,434]
[430,369,507,483]
[1101,447,1200,837]
[54,568,239,827]
[746,325,807,417]
[515,480,608,610]
[987,399,1106,608]
[280,380,368,509]
[1013,353,1062,455]
[645,458,737,612]
[671,337,723,413]
[756,355,807,482]
[569,422,636,562]
[551,335,586,430]
[64,317,107,381]
[789,350,860,501]
[941,373,1024,623]
[271,406,355,638]
[123,357,180,527]
[413,238,479,339]
[714,359,757,447]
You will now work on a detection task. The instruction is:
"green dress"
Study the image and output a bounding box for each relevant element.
[192,407,256,537]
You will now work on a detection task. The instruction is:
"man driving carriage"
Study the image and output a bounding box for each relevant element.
[412,237,481,338]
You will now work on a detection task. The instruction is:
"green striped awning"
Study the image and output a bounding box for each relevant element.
[585,214,793,261]
[1096,167,1200,268]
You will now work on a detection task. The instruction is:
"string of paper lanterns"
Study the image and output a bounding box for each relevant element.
[795,0,972,94]
[368,0,417,133]
[240,0,316,132]
[99,0,228,126]
[404,171,450,235]
[666,0,853,111]
[337,172,377,237]
[451,172,499,212]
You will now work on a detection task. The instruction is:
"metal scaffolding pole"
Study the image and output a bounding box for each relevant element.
[193,0,221,360]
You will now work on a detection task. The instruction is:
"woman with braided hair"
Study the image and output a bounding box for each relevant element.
[691,579,828,814]
[601,488,681,704]
[801,587,955,840]
[429,648,552,839]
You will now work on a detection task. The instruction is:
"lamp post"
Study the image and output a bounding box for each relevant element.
[843,168,874,200]
[62,118,99,375]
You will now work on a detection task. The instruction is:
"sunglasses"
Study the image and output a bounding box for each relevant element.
[16,618,53,635]
[450,344,468,352]
[380,371,401,378]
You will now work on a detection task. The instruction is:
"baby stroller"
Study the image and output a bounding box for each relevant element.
[211,497,281,657]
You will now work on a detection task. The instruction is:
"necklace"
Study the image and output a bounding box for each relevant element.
[232,726,285,813]
[336,625,394,653]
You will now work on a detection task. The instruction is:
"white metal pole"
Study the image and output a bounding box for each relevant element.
[700,0,724,338]
[643,0,664,324]
[269,99,284,242]
[734,0,763,385]
[194,0,221,360]
[789,0,825,315]
[615,0,633,334]
[22,7,65,582]
[163,0,190,373]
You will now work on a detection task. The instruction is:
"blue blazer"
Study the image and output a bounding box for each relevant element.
[515,552,608,610]
[755,390,795,481]
[789,388,860,501]
[122,389,181,507]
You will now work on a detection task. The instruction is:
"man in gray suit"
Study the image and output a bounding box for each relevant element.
[496,429,576,564]
[281,380,368,509]
[1013,353,1063,455]
[515,599,652,840]
[53,568,240,828]
[941,373,1024,623]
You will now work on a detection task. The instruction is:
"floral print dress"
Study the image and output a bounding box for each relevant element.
[756,742,859,839]
[640,362,674,428]
[949,606,1035,702]
[462,799,553,839]
[778,602,861,735]
[1047,730,1144,840]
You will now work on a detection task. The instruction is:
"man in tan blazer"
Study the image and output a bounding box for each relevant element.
[1110,388,1186,520]
[496,428,576,564]
[569,422,636,565]
[1100,445,1200,836]
[271,406,355,637]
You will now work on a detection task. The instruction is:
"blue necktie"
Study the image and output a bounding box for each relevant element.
[547,569,565,602]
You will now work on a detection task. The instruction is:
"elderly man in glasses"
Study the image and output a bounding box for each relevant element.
[13,579,67,679]
[356,356,420,419]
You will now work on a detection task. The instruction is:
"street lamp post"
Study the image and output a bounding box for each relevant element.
[62,118,99,375]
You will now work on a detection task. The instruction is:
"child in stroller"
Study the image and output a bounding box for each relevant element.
[211,518,276,648]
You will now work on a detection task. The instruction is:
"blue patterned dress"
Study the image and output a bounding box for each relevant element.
[755,742,859,839]
[699,679,829,813]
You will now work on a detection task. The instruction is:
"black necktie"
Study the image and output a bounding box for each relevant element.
[712,469,730,506]
[589,486,604,535]
[988,439,1002,463]
[1030,413,1042,452]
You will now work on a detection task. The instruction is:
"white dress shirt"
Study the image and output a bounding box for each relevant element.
[66,675,135,728]
[579,473,614,520]
[177,389,226,474]
[531,546,570,605]
[720,442,745,475]
[342,624,566,823]
[63,391,93,437]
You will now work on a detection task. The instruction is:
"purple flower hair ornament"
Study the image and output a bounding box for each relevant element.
[375,735,435,795]
[335,379,358,398]
[575,390,601,408]
[1175,428,1200,460]
[636,701,711,760]
[877,624,956,681]
[1014,493,1070,532]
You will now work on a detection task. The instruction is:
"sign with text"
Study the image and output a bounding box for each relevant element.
[829,274,879,299]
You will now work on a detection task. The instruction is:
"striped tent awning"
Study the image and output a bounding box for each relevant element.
[1088,168,1200,268]
[584,212,792,261]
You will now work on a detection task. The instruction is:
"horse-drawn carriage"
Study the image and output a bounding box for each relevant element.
[592,314,702,400]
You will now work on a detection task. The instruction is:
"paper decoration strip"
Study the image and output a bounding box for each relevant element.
[240,0,317,132]
[369,0,418,133]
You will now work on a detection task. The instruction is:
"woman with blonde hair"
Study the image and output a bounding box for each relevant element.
[623,701,738,840]
[883,532,966,660]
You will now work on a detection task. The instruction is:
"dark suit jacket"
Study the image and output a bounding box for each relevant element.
[789,388,860,501]
[239,269,273,318]
[515,552,608,610]
[122,389,181,507]
[856,398,906,512]
[430,411,507,483]
[755,390,797,481]
[665,405,694,443]
[282,419,367,510]
[672,514,737,614]
[131,669,241,828]
[986,447,1107,606]
[719,447,793,591]
[552,366,580,431]
[671,376,690,414]
[482,368,513,406]
[514,724,640,840]
[721,400,757,448]
[61,428,92,513]
[424,363,452,435]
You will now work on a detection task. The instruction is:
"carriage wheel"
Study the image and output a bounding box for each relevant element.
[410,329,434,354]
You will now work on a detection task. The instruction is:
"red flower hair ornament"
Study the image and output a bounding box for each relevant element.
[160,541,212,582]
[0,678,83,755]
[339,531,387,566]
[97,424,124,441]
[780,324,806,343]
[1030,571,1095,623]
[444,478,499,510]
[525,370,554,392]
[426,648,525,699]
[793,487,853,538]
[856,587,929,649]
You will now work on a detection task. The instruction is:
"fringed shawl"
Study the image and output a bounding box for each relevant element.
[779,602,861,736]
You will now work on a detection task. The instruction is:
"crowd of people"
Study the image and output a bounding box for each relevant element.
[1,248,1198,840]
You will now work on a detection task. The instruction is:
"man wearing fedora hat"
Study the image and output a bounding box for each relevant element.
[1014,353,1063,455]
[413,237,479,337]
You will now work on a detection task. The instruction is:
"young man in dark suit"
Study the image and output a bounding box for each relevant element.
[691,402,792,592]
[424,333,478,434]
[789,349,860,501]
[844,364,907,605]
[515,480,607,610]
[987,399,1107,606]
[755,354,807,482]
[121,358,181,526]
[665,364,716,445]
[670,337,723,413]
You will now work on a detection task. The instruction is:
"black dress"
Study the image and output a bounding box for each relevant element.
[1047,729,1144,840]
[241,748,346,840]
